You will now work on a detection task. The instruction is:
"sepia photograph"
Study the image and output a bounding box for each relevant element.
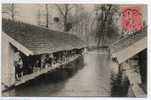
[1,4,147,97]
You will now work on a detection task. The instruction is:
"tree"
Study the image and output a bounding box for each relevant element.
[95,4,120,47]
[45,4,49,28]
[2,4,17,20]
[55,4,74,32]
[37,9,41,26]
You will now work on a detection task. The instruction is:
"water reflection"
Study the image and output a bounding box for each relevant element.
[111,71,130,97]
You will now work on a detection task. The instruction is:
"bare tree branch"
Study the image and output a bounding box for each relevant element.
[55,4,74,32]
[55,4,65,17]
[68,5,74,11]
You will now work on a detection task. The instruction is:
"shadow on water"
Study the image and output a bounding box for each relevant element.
[110,71,130,97]
[4,56,85,97]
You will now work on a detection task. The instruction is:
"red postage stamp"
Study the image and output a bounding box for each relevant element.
[121,6,143,33]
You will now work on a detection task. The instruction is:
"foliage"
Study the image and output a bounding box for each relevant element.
[2,4,17,20]
[95,4,120,47]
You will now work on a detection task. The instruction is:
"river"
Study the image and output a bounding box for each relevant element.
[3,49,129,97]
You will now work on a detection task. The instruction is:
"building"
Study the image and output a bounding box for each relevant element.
[110,27,147,97]
[2,18,87,91]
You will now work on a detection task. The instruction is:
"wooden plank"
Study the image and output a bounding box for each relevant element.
[126,70,142,85]
[127,85,135,97]
[123,62,142,85]
[132,85,146,97]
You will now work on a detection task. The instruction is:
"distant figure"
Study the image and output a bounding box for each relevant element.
[41,55,47,69]
[83,48,88,54]
[45,54,53,68]
[62,51,67,62]
[33,59,41,72]
[14,51,23,81]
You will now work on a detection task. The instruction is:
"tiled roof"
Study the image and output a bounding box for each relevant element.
[2,19,86,55]
[110,27,147,54]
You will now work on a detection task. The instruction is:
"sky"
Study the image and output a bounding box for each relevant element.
[2,4,96,25]
[2,4,147,25]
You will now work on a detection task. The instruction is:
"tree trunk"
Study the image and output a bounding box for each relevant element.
[64,4,68,32]
[64,16,68,31]
[11,4,15,20]
[45,4,49,28]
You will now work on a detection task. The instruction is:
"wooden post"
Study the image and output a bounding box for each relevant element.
[2,34,15,88]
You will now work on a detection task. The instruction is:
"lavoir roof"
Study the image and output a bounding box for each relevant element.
[110,27,147,64]
[2,18,86,56]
